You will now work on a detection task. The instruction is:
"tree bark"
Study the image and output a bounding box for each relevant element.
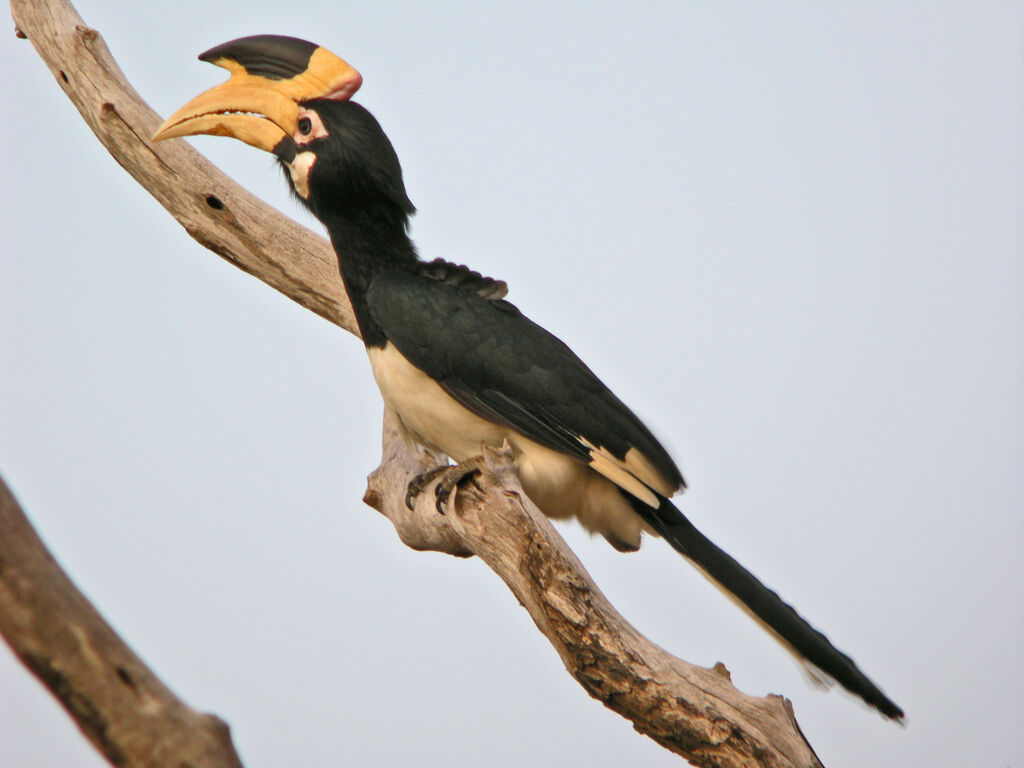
[0,475,246,768]
[6,0,825,765]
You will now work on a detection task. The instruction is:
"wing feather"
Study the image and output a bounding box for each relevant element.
[366,269,685,502]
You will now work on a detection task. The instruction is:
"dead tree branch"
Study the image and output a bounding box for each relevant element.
[8,0,824,765]
[0,474,245,768]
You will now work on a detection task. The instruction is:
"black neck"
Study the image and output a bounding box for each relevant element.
[322,203,417,347]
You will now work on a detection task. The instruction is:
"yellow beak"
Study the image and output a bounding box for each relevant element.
[153,36,361,153]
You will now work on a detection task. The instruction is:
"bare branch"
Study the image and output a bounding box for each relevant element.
[9,0,826,765]
[0,474,246,768]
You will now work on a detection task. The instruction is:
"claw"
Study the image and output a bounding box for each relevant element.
[406,461,484,514]
[405,465,449,510]
[433,466,482,515]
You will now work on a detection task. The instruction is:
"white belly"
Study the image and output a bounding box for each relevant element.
[366,342,645,550]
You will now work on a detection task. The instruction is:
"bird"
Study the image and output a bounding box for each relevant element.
[154,34,903,721]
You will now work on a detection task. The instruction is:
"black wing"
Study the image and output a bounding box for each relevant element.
[365,268,684,500]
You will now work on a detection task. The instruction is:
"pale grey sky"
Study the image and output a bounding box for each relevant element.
[2,2,1022,766]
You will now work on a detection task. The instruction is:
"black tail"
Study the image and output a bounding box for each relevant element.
[629,494,904,720]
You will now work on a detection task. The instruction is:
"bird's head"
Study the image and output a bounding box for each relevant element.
[154,35,414,226]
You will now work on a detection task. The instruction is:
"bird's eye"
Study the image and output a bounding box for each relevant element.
[298,117,313,136]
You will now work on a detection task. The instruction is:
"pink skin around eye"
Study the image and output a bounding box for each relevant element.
[295,107,329,144]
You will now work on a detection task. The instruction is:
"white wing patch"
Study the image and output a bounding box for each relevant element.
[579,438,676,508]
[623,446,678,497]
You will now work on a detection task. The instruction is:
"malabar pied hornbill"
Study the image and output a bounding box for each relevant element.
[154,34,903,720]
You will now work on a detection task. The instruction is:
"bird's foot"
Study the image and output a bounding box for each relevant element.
[405,465,450,510]
[405,460,484,515]
[432,462,484,515]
